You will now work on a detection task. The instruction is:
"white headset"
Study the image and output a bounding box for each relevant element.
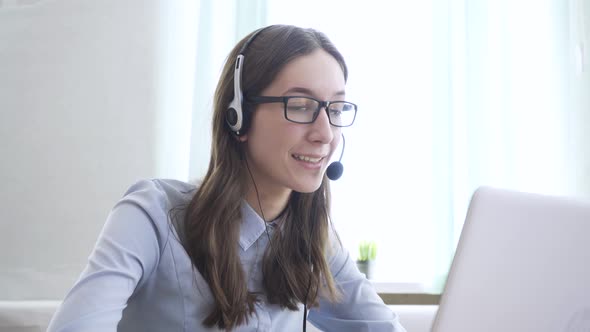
[226,27,270,136]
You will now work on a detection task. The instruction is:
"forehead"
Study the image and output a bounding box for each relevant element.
[262,49,346,98]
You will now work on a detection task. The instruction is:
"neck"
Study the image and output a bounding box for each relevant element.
[245,184,291,222]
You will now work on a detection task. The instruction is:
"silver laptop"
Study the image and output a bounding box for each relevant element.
[431,186,590,332]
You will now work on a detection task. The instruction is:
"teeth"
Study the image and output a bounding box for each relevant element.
[293,154,322,163]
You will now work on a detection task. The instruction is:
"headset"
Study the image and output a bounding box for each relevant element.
[226,27,269,136]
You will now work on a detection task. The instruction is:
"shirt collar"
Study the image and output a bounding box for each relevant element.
[239,200,270,251]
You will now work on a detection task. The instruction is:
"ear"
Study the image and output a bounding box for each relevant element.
[236,133,248,142]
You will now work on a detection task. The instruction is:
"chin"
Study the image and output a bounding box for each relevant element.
[292,180,323,194]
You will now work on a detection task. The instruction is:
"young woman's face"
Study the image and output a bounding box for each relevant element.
[242,49,344,195]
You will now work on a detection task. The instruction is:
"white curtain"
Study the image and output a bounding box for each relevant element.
[436,0,590,290]
[446,0,590,244]
[188,0,268,180]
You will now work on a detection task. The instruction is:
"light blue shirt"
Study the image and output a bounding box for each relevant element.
[47,179,406,332]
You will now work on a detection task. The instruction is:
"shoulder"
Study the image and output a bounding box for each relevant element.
[325,226,343,260]
[119,179,197,213]
[114,179,197,235]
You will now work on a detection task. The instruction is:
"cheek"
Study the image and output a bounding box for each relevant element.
[248,109,287,140]
[252,117,302,146]
[331,130,343,154]
[248,124,292,159]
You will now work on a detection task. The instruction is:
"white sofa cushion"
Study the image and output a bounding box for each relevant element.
[306,305,438,332]
[0,301,60,332]
[0,301,438,332]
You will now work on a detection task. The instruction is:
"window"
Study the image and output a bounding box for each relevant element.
[267,0,445,288]
[262,0,590,289]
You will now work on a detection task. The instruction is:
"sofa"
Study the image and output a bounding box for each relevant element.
[0,301,438,332]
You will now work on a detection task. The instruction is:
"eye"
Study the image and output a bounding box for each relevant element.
[286,97,316,112]
[287,104,311,112]
[329,103,345,116]
[329,108,343,116]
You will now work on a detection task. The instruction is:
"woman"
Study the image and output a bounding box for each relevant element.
[48,25,406,332]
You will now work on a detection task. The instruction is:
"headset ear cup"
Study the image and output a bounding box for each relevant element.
[226,101,243,135]
[226,107,239,128]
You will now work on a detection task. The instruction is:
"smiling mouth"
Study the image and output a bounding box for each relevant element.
[292,154,323,163]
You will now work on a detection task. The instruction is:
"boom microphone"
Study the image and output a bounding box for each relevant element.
[326,134,345,181]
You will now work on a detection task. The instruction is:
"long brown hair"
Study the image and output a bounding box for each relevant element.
[182,25,348,330]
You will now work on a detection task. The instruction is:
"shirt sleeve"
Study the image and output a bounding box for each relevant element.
[307,233,407,332]
[47,180,164,332]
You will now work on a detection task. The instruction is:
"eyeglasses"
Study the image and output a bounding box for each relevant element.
[246,96,357,127]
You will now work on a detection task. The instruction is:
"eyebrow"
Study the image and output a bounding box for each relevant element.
[283,86,346,98]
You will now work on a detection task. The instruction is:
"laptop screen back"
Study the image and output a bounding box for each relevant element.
[431,187,590,332]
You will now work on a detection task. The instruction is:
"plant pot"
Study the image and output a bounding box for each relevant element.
[356,260,376,279]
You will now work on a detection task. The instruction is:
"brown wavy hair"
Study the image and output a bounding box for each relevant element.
[182,25,347,330]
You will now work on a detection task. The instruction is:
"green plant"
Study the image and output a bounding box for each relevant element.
[358,240,377,261]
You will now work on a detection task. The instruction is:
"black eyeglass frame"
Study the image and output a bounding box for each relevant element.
[246,95,358,127]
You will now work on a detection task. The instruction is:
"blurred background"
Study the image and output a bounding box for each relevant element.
[1,0,589,302]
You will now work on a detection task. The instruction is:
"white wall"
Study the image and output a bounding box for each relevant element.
[0,0,198,300]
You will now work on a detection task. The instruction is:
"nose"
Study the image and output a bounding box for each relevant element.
[308,107,336,143]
